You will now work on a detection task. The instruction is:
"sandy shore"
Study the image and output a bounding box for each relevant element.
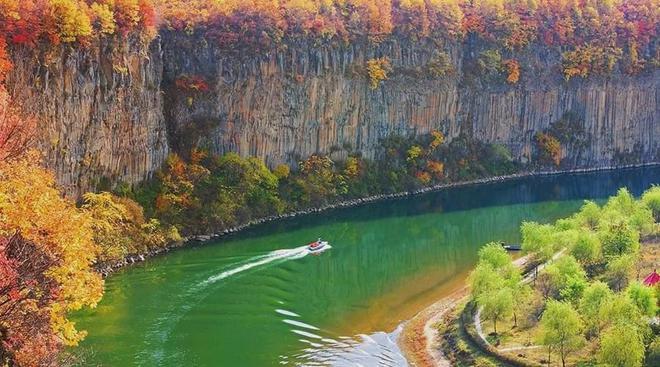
[398,286,469,367]
[399,254,533,366]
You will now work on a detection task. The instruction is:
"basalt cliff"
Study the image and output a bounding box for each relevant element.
[6,35,659,196]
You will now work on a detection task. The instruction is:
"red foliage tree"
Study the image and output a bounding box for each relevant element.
[0,87,36,163]
[0,234,60,367]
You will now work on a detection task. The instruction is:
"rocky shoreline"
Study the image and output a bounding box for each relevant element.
[96,162,660,277]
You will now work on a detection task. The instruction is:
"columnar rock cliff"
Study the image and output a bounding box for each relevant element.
[163,36,658,169]
[7,35,659,196]
[6,39,168,196]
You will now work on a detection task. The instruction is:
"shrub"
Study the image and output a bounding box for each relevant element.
[502,59,520,84]
[534,132,561,167]
[427,50,454,77]
[641,186,660,222]
[366,57,392,89]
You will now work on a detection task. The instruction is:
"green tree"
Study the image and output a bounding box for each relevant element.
[521,221,556,261]
[604,254,635,292]
[602,187,654,234]
[538,301,585,367]
[478,242,511,269]
[573,200,601,230]
[507,275,531,327]
[579,281,613,336]
[599,220,640,259]
[570,231,601,265]
[641,185,660,222]
[598,294,645,332]
[470,263,503,299]
[626,281,658,317]
[598,323,645,367]
[559,276,587,305]
[539,256,587,300]
[479,287,513,334]
[212,153,283,218]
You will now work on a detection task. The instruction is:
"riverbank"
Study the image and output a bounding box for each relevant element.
[97,162,660,276]
[398,286,469,366]
[398,253,536,366]
[413,238,659,366]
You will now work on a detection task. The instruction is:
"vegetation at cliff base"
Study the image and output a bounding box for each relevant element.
[121,130,522,236]
[465,187,660,366]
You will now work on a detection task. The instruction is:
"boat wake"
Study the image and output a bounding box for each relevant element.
[200,244,331,286]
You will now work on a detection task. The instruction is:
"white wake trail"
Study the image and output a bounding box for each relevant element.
[201,244,328,286]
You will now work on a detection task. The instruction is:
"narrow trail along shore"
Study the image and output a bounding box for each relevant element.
[398,286,468,367]
[399,254,534,366]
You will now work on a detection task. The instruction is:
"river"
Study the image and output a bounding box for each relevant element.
[74,167,660,366]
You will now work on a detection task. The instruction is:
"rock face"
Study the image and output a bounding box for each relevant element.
[6,35,659,196]
[163,36,659,169]
[6,38,168,196]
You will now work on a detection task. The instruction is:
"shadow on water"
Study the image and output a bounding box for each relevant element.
[232,166,660,242]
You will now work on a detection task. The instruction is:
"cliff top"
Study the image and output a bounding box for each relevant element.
[1,0,658,85]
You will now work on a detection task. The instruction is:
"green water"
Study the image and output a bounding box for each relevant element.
[75,167,660,366]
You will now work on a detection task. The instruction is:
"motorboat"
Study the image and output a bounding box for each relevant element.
[307,238,328,253]
[500,241,522,251]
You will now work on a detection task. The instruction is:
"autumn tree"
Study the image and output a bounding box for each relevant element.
[82,192,180,263]
[0,87,36,163]
[535,132,561,167]
[0,154,103,367]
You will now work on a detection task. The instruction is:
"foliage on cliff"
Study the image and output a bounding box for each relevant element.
[1,1,657,85]
[468,188,658,366]
[152,0,658,78]
[0,0,158,84]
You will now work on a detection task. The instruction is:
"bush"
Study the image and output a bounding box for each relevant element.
[534,132,561,167]
[641,186,660,222]
[366,57,392,89]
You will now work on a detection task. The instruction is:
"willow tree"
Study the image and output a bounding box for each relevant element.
[538,300,585,367]
[598,324,645,367]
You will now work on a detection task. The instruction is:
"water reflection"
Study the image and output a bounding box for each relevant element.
[74,166,660,367]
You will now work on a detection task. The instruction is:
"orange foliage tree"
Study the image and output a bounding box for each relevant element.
[535,132,561,167]
[0,154,103,367]
[0,87,36,162]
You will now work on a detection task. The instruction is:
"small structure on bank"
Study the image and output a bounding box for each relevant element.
[643,270,660,287]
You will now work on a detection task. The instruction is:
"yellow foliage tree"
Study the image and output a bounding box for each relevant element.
[82,191,181,263]
[90,2,116,35]
[366,57,392,89]
[49,0,93,43]
[0,153,103,347]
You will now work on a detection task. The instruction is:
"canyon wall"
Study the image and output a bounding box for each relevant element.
[6,39,168,196]
[7,35,659,196]
[163,36,658,169]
